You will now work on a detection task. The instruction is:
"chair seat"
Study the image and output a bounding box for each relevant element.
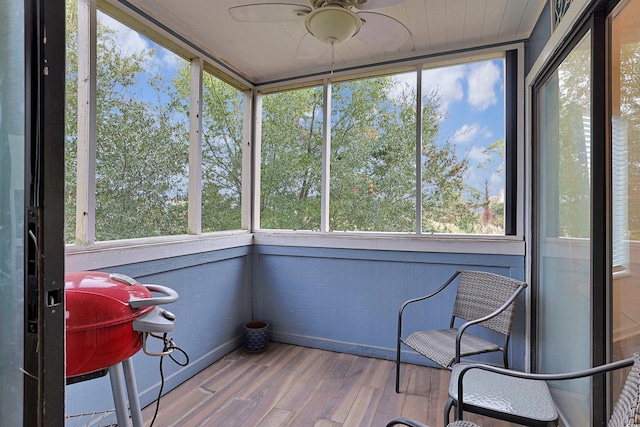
[403,328,501,368]
[449,363,558,426]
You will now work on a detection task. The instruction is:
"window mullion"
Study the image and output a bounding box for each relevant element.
[188,57,203,235]
[252,92,263,231]
[321,78,331,233]
[416,65,423,235]
[75,0,96,245]
[241,90,253,231]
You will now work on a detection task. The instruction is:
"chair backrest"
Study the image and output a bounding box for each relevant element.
[451,270,526,335]
[609,352,640,427]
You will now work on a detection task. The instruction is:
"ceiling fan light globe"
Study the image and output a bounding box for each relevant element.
[305,6,362,44]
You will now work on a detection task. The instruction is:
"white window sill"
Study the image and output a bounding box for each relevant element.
[65,230,525,271]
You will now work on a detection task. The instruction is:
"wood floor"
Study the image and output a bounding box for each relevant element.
[141,343,518,427]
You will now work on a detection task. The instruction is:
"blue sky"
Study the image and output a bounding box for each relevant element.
[98,12,180,75]
[98,11,182,106]
[418,60,505,201]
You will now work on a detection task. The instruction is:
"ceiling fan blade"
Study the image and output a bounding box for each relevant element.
[355,12,411,51]
[354,0,408,11]
[229,3,311,22]
[296,32,330,60]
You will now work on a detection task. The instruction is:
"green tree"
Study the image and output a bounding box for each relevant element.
[201,73,245,231]
[94,24,189,241]
[618,42,640,239]
[65,3,189,242]
[260,87,324,230]
[330,77,416,232]
[420,88,478,233]
[64,1,79,243]
[556,38,591,238]
[475,139,505,232]
[258,77,478,233]
[172,66,246,232]
[66,2,499,240]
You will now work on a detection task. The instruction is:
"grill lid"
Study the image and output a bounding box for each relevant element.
[65,271,154,332]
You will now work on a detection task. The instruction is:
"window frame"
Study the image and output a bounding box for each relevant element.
[254,49,523,237]
[71,1,253,245]
[66,1,526,270]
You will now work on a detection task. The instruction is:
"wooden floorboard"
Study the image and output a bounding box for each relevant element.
[141,343,518,427]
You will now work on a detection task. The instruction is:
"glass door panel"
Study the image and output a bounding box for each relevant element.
[610,0,640,400]
[0,0,24,424]
[535,32,592,425]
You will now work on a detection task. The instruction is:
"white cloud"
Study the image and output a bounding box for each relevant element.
[98,12,180,74]
[490,170,503,185]
[466,61,501,111]
[387,72,418,100]
[405,60,503,117]
[98,13,149,57]
[422,64,465,114]
[468,145,491,163]
[452,122,493,144]
[464,149,505,196]
[452,124,478,143]
[159,52,180,71]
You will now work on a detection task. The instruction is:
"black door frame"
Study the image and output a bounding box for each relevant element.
[23,0,65,425]
[530,1,618,424]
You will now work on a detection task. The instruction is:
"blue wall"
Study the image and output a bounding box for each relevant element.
[526,0,551,73]
[66,246,253,417]
[65,244,526,418]
[254,245,526,369]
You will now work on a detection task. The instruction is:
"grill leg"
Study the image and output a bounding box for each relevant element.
[108,364,129,427]
[123,357,144,427]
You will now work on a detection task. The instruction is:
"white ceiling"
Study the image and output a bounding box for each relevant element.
[115,0,547,86]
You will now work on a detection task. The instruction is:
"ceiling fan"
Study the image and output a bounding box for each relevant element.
[228,0,412,60]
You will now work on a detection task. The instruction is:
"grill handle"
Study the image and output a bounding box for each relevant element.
[129,284,179,308]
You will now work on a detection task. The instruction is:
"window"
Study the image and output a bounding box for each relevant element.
[93,12,189,241]
[64,0,79,243]
[534,31,592,425]
[258,56,510,235]
[201,70,244,232]
[260,87,324,231]
[611,0,640,404]
[65,0,518,244]
[330,74,416,232]
[1,0,27,422]
[66,3,231,244]
[421,59,506,234]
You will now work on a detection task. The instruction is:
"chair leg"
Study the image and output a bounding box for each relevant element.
[444,397,454,424]
[503,349,509,369]
[396,338,401,393]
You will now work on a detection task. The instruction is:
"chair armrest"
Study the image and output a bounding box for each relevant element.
[398,270,462,337]
[454,282,526,363]
[385,416,431,427]
[399,270,462,314]
[454,356,635,421]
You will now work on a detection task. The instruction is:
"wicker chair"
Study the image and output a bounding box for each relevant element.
[396,270,527,393]
[386,417,479,427]
[448,353,640,427]
[388,353,640,427]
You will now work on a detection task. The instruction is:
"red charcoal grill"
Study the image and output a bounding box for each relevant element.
[66,271,179,427]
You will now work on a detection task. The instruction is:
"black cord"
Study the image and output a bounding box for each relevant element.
[149,333,189,427]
